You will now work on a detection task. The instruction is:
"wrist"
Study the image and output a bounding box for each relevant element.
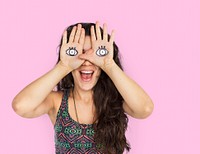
[102,59,117,74]
[55,61,72,75]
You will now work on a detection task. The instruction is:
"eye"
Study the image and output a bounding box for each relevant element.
[96,46,109,57]
[66,47,78,56]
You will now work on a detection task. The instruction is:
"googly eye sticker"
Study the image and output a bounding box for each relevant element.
[96,46,109,57]
[65,47,78,56]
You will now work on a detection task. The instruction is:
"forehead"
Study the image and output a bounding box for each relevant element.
[83,36,92,50]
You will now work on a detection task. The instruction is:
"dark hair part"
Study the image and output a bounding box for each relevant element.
[56,23,130,154]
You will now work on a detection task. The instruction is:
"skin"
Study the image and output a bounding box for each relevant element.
[12,21,154,126]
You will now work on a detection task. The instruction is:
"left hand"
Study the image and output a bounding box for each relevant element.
[79,22,115,71]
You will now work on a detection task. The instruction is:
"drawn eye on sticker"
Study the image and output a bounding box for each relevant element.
[96,46,109,57]
[66,47,78,56]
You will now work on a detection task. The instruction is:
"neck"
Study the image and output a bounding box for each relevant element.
[72,86,93,104]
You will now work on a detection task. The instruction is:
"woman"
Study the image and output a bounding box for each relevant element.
[12,22,154,154]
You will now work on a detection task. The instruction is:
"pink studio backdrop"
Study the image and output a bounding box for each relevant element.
[0,0,199,153]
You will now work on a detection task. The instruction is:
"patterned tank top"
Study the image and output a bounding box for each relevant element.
[54,90,102,154]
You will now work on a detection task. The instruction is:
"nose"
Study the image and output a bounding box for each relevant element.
[82,60,92,66]
[81,48,93,66]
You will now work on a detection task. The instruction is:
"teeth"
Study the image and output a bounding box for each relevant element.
[80,70,93,74]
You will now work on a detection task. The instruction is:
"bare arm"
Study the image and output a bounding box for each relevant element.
[12,24,85,118]
[104,61,154,119]
[79,22,154,119]
[12,63,70,118]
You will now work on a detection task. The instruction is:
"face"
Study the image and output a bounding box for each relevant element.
[72,36,101,91]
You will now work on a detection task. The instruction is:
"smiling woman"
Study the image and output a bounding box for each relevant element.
[12,21,154,154]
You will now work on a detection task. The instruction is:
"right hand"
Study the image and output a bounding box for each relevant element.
[59,24,85,71]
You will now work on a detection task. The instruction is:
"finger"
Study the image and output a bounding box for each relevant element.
[79,28,85,45]
[85,49,93,55]
[74,24,82,43]
[95,21,102,40]
[69,26,77,43]
[91,26,96,42]
[62,30,67,44]
[78,50,94,63]
[103,23,108,41]
[109,30,115,44]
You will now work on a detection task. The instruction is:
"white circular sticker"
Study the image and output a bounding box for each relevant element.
[96,46,109,57]
[66,47,78,56]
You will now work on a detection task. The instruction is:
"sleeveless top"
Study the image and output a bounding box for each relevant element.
[54,90,102,154]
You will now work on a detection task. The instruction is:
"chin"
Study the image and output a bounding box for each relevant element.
[78,84,96,91]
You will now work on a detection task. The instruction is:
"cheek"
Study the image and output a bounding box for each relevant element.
[96,69,101,78]
[71,70,79,79]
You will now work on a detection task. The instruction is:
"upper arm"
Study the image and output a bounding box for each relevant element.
[21,91,57,118]
[123,101,154,119]
[123,101,135,118]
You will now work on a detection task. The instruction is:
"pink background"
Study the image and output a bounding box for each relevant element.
[0,0,199,153]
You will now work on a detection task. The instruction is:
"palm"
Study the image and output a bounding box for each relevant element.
[59,24,85,71]
[79,22,115,70]
[60,42,83,70]
[91,40,113,67]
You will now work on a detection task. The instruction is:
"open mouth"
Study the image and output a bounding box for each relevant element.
[80,70,94,82]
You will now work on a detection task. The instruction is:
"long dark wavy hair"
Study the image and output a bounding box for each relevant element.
[56,23,130,154]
